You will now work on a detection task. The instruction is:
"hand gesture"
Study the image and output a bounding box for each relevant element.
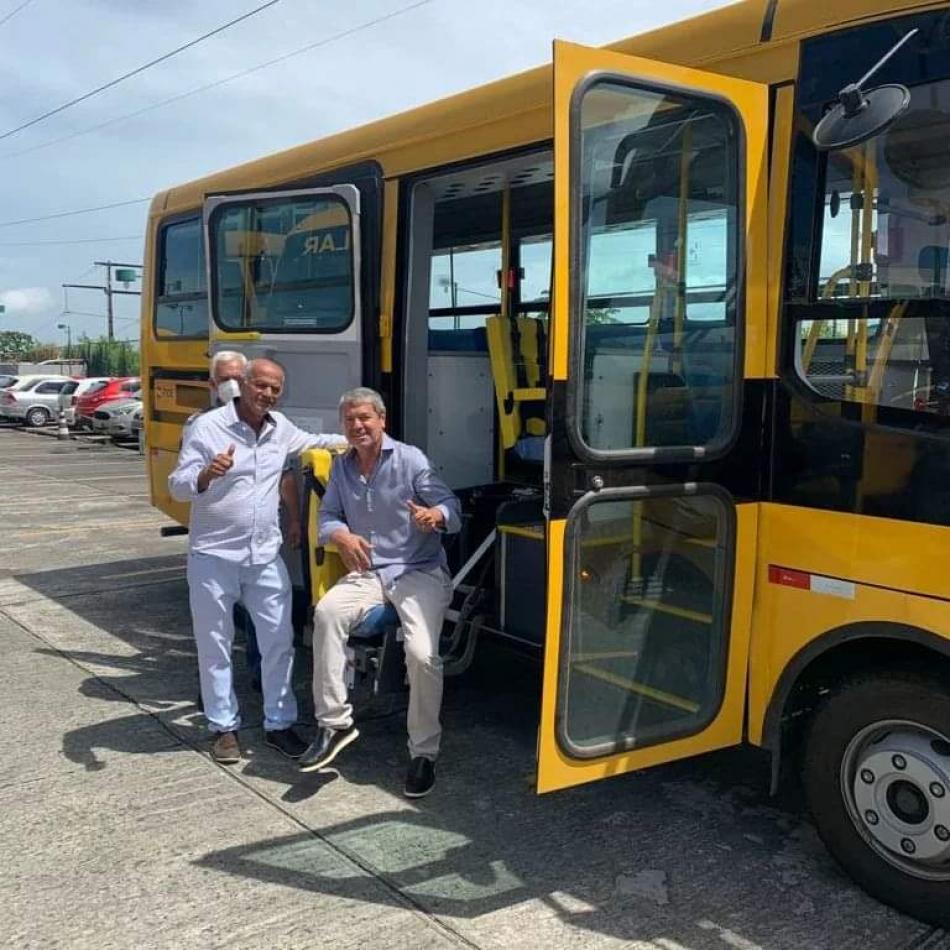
[334,530,373,573]
[197,444,235,493]
[406,499,444,533]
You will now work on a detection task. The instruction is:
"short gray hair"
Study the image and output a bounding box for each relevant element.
[339,387,386,416]
[244,357,286,380]
[210,350,246,378]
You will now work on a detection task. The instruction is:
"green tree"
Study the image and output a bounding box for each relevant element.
[0,330,36,359]
[74,337,140,376]
[25,343,60,362]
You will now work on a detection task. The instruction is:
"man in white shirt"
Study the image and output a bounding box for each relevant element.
[169,357,345,764]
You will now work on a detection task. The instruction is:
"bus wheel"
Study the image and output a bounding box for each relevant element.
[803,672,950,925]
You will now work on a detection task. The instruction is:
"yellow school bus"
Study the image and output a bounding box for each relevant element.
[142,0,950,923]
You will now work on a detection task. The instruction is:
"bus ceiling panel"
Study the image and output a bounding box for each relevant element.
[432,184,554,249]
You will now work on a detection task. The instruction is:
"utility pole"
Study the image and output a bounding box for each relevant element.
[63,261,142,342]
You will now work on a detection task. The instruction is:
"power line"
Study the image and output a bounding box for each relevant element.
[0,0,280,142]
[0,234,141,247]
[1,0,433,161]
[0,198,149,229]
[0,0,33,29]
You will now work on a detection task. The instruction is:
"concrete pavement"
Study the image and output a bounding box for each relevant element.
[0,428,946,949]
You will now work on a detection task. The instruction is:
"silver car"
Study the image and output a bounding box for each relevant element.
[93,393,143,439]
[0,375,72,427]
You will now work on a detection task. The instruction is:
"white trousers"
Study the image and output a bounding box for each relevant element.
[312,568,453,760]
[187,552,298,734]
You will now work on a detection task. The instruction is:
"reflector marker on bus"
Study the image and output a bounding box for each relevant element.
[768,565,856,600]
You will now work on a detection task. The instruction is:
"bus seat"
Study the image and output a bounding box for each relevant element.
[349,602,400,643]
[485,314,547,451]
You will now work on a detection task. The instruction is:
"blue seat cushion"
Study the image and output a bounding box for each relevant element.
[349,602,399,643]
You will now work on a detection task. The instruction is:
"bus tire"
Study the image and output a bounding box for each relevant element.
[802,671,950,926]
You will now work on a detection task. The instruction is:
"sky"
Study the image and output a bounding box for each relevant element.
[0,0,731,345]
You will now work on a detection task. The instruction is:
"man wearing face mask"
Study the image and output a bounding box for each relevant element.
[169,357,347,764]
[202,352,304,550]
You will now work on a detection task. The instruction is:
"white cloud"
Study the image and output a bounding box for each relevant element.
[0,286,55,316]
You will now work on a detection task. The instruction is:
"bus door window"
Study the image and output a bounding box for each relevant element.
[576,83,740,455]
[209,193,357,334]
[555,74,746,760]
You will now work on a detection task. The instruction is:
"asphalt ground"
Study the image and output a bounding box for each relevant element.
[0,425,947,949]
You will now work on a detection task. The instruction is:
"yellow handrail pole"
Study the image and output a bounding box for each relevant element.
[863,302,907,422]
[854,142,876,405]
[629,241,668,591]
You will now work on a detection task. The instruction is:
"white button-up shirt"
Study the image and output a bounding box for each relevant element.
[168,398,344,565]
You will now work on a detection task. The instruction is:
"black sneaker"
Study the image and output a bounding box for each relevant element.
[404,756,436,798]
[264,727,308,759]
[298,725,359,772]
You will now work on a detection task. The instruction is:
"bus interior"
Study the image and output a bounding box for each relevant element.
[350,86,742,742]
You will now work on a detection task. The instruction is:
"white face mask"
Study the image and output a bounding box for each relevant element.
[216,378,241,404]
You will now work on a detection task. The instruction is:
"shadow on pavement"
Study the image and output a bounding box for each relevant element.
[11,554,917,948]
[15,554,284,772]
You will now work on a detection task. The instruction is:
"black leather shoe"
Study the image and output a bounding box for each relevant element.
[298,725,359,772]
[404,756,436,798]
[264,727,308,759]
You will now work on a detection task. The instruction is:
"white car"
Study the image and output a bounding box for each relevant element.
[0,375,72,427]
[58,377,113,426]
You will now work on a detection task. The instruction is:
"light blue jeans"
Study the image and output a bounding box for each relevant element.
[187,552,297,733]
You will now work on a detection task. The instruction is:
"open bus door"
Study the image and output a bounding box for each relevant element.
[203,179,376,434]
[537,41,768,793]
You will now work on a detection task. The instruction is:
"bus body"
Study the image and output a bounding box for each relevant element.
[142,0,950,923]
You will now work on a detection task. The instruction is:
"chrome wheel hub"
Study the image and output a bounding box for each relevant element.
[843,722,950,879]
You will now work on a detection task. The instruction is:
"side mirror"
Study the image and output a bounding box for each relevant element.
[812,29,917,152]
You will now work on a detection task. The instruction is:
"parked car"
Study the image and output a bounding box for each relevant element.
[0,374,18,390]
[92,392,142,439]
[0,375,73,427]
[58,377,113,426]
[131,407,144,454]
[74,377,140,428]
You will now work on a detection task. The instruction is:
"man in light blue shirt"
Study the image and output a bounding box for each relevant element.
[169,357,345,764]
[299,387,460,798]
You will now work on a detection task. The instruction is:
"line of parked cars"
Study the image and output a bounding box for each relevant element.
[0,373,142,443]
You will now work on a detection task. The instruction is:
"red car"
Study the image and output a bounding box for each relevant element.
[74,377,140,428]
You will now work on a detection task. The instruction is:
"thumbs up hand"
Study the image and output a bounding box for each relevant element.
[208,443,236,479]
[406,499,444,533]
[197,444,237,494]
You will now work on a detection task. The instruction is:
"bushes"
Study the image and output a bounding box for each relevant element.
[72,338,140,377]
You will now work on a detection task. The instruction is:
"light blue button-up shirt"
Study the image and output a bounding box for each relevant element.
[169,398,344,565]
[319,434,461,588]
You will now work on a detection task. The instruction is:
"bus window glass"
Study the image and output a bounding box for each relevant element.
[816,80,950,302]
[154,218,208,339]
[576,81,740,453]
[211,195,355,333]
[560,493,729,757]
[799,77,950,419]
[519,234,552,304]
[428,241,502,329]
